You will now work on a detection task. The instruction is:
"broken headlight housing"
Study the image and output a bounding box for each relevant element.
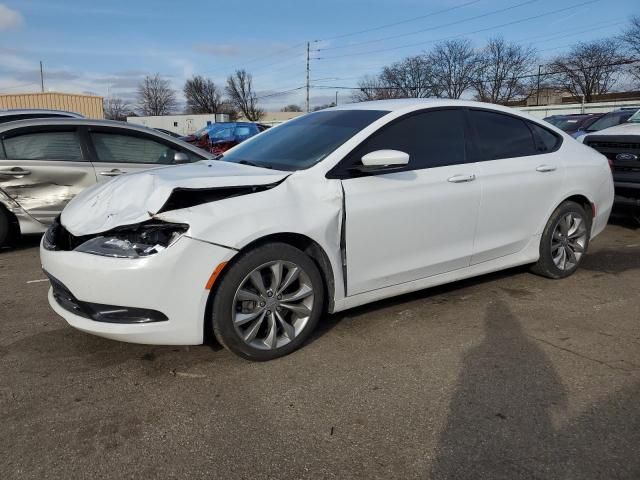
[74,222,188,259]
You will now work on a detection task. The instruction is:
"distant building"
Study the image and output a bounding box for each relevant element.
[127,113,230,135]
[0,91,103,118]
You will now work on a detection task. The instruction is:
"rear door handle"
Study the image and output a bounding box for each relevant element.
[448,174,476,183]
[99,169,126,177]
[0,168,31,176]
[536,165,557,173]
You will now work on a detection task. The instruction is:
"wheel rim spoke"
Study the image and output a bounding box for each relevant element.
[270,261,283,292]
[234,309,264,326]
[263,312,278,349]
[275,310,295,341]
[281,284,313,303]
[280,302,311,317]
[249,271,267,296]
[243,311,266,342]
[277,266,300,295]
[236,289,261,302]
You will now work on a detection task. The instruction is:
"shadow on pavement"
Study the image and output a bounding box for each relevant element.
[429,299,640,480]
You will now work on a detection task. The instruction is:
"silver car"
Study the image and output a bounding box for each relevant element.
[0,118,212,247]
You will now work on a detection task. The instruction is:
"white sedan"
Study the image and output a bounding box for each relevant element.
[41,99,614,360]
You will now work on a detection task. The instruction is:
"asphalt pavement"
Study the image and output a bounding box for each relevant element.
[1,217,639,479]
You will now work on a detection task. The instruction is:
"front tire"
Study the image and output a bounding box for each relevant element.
[211,242,325,361]
[532,201,591,279]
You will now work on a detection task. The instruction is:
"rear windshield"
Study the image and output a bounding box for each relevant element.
[221,110,388,171]
[586,111,634,132]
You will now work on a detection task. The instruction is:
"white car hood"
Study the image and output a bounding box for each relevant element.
[61,160,289,236]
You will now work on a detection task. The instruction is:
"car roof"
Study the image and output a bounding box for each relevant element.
[0,108,83,118]
[327,98,540,116]
[0,117,157,133]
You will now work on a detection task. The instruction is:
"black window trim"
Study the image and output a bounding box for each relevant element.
[82,125,207,164]
[326,106,472,179]
[465,107,562,162]
[0,124,89,162]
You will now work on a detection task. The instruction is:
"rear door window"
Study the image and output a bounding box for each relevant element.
[3,130,83,161]
[89,131,199,164]
[468,110,537,161]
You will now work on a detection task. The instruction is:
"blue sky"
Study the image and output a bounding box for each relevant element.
[0,0,638,110]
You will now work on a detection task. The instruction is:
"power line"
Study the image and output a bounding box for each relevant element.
[309,58,640,92]
[314,0,483,42]
[318,0,539,52]
[317,0,604,60]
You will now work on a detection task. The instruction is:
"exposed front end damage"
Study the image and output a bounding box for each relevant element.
[42,159,346,345]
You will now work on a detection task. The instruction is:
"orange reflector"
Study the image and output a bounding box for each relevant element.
[205,262,227,290]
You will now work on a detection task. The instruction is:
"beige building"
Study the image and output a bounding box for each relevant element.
[0,92,104,119]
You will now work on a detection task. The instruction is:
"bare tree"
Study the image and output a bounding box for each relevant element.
[103,96,130,121]
[352,75,399,102]
[623,15,640,85]
[380,55,438,98]
[225,70,264,121]
[549,39,626,102]
[184,75,223,114]
[428,39,478,99]
[473,37,537,103]
[312,103,336,112]
[136,74,178,116]
[281,104,302,112]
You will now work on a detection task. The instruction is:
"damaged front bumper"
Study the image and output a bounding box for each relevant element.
[41,234,236,345]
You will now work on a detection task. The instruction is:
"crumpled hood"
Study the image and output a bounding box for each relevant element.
[61,160,289,236]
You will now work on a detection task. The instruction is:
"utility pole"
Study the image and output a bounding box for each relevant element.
[335,91,338,106]
[536,64,542,106]
[306,42,310,113]
[40,61,44,93]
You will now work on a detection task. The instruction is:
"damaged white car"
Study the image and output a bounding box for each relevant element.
[41,99,614,360]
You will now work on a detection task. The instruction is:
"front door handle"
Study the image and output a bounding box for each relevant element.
[448,174,476,183]
[0,167,31,176]
[536,165,557,173]
[99,169,126,177]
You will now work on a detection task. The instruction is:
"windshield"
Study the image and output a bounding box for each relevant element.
[221,110,388,171]
[586,111,634,132]
[628,110,640,123]
[549,117,584,131]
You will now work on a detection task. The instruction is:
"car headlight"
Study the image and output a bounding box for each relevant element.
[74,222,188,258]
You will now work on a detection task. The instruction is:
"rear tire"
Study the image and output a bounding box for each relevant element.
[211,242,325,361]
[532,201,591,279]
[0,208,10,249]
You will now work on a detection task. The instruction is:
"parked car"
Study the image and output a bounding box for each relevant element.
[180,122,262,154]
[543,113,603,138]
[41,99,613,360]
[0,119,212,247]
[581,109,640,214]
[0,108,83,124]
[575,108,640,140]
[153,127,182,138]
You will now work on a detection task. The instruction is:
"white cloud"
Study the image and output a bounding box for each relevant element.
[0,4,24,30]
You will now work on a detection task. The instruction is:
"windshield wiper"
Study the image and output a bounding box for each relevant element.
[237,160,272,169]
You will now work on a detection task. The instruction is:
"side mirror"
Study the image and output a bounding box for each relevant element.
[350,149,409,173]
[173,152,190,164]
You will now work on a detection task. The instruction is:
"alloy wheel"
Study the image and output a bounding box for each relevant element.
[551,212,588,271]
[232,261,315,350]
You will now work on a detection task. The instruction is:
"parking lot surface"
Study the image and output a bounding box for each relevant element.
[1,219,639,479]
